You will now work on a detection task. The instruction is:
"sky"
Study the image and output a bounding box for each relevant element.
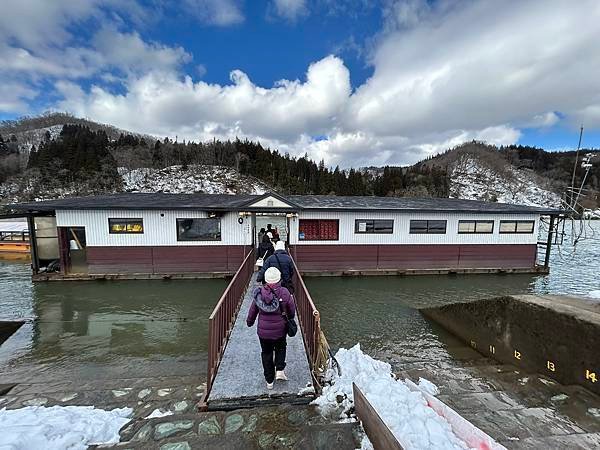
[1,0,599,168]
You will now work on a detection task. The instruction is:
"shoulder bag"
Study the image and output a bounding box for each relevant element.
[279,297,298,337]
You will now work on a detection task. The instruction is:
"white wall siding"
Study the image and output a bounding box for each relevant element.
[289,211,540,245]
[56,210,253,247]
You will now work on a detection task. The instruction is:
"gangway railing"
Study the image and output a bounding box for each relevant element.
[203,247,255,403]
[291,258,322,373]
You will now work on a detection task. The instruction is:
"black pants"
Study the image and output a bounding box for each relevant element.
[259,337,287,383]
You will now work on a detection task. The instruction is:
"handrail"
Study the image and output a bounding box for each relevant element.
[204,247,255,401]
[291,256,321,370]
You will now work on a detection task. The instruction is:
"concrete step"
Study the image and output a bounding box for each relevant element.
[111,404,361,450]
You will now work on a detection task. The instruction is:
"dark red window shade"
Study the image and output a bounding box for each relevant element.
[299,219,339,240]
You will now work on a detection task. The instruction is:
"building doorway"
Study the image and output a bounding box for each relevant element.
[66,227,88,274]
[255,213,289,245]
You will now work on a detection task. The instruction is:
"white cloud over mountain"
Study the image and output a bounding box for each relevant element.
[1,0,600,167]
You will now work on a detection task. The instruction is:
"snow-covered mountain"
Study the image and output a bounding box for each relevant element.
[449,153,561,208]
[119,165,268,195]
[0,112,154,153]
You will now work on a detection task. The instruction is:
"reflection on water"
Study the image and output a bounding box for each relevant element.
[305,273,536,355]
[0,263,226,382]
[0,221,598,382]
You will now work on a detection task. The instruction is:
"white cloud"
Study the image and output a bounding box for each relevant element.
[58,56,351,141]
[5,0,600,168]
[348,0,600,139]
[271,0,308,21]
[183,0,244,26]
[0,82,37,113]
[92,28,191,75]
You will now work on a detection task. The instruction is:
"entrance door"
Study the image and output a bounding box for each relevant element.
[255,214,288,244]
[67,227,88,274]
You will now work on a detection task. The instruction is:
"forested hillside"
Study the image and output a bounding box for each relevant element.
[0,116,449,202]
[0,113,598,212]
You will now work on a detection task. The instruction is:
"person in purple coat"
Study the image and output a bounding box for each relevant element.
[247,266,296,389]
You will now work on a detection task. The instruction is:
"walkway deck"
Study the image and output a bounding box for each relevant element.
[207,273,314,410]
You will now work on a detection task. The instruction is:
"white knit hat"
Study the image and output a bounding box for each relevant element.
[274,241,286,251]
[264,267,281,284]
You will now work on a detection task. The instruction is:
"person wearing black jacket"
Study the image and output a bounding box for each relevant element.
[257,233,274,262]
[257,241,295,292]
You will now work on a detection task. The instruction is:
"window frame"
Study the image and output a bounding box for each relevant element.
[409,219,447,234]
[176,217,222,242]
[108,218,144,234]
[354,219,394,234]
[298,219,340,241]
[458,220,495,234]
[499,220,535,234]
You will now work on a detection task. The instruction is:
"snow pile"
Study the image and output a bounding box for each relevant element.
[0,405,132,450]
[449,155,561,208]
[417,377,440,396]
[313,344,469,450]
[119,165,268,195]
[588,290,600,300]
[146,408,174,419]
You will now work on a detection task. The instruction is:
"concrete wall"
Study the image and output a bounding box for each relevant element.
[421,295,600,395]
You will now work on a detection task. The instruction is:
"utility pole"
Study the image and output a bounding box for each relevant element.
[569,126,584,208]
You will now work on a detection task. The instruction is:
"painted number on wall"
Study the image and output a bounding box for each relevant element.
[547,361,556,372]
[489,345,495,355]
[470,340,477,349]
[514,350,522,360]
[586,370,598,383]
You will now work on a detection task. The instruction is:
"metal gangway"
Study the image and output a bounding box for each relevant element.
[199,249,322,410]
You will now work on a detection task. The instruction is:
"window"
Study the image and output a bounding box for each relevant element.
[355,219,394,234]
[409,220,447,234]
[499,220,535,234]
[177,218,221,241]
[458,220,494,234]
[298,219,339,240]
[109,218,143,234]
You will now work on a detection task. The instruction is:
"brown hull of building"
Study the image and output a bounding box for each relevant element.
[85,245,249,275]
[289,244,538,272]
[67,243,540,277]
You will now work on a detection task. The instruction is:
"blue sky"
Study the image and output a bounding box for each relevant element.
[1,0,599,167]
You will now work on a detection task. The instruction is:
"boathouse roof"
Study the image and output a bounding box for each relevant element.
[11,192,561,215]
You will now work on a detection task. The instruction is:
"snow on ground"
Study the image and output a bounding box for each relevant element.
[313,344,469,450]
[119,165,268,195]
[449,155,561,208]
[588,290,600,300]
[0,405,132,450]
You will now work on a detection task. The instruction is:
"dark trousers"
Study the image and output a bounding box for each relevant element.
[259,337,287,383]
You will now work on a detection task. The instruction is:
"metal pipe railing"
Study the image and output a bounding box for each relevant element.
[291,257,321,368]
[205,248,255,398]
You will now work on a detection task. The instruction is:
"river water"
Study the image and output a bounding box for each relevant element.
[0,221,598,383]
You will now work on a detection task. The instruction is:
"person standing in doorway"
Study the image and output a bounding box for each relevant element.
[257,233,274,262]
[247,267,295,389]
[266,224,280,242]
[257,241,295,293]
[257,228,266,249]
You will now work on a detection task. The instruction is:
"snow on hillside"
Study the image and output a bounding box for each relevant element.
[449,155,561,208]
[119,165,268,195]
[5,125,63,153]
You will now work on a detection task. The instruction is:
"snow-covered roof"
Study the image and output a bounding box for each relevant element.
[11,192,562,215]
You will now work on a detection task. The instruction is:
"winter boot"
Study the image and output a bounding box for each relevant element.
[266,382,274,390]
